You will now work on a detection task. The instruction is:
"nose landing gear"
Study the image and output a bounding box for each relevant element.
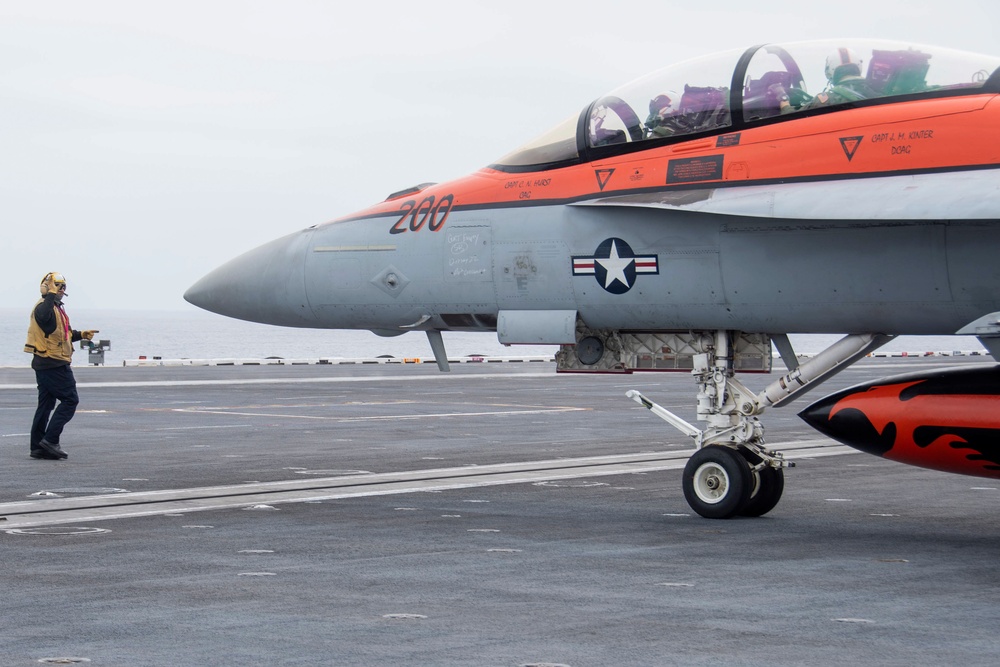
[629,329,891,518]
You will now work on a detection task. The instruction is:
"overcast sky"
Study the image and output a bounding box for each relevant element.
[3,1,998,311]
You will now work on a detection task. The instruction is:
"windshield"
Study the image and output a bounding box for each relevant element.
[493,39,1000,170]
[492,113,579,168]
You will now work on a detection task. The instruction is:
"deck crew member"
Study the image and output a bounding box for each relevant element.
[24,272,98,460]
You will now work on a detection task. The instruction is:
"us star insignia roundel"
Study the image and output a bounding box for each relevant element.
[572,238,659,294]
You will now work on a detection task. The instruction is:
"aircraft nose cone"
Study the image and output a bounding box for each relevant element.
[184,230,315,326]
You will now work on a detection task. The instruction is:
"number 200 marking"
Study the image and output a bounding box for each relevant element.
[390,194,454,234]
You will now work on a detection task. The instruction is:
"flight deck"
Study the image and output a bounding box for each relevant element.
[1,359,998,665]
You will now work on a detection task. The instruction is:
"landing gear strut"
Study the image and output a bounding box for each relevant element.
[628,329,891,518]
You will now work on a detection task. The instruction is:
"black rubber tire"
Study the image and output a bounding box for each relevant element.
[682,445,753,519]
[740,465,785,517]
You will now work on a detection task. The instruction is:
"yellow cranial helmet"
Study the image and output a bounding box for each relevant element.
[41,272,68,295]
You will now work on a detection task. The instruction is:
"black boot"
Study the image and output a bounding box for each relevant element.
[38,439,68,460]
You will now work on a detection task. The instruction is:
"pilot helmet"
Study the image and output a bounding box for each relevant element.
[825,47,862,82]
[648,92,678,117]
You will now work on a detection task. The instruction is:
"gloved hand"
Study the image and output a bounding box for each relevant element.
[81,330,99,341]
[40,272,67,296]
[767,83,787,99]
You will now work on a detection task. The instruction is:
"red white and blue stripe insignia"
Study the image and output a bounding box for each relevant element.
[572,238,659,295]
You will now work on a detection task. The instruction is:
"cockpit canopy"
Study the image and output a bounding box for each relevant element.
[494,39,1000,170]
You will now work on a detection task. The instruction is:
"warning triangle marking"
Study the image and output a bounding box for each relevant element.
[595,169,615,191]
[840,136,864,162]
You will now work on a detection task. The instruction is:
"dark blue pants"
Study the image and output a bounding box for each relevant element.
[31,365,79,449]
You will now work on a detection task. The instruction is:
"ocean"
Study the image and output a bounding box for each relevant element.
[0,307,986,368]
[1,307,557,367]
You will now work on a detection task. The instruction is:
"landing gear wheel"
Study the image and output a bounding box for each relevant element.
[682,445,753,519]
[737,448,785,517]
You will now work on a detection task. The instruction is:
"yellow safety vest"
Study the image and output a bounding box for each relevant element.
[24,299,74,362]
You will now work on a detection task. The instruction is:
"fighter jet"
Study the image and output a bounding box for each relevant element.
[186,39,1000,518]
